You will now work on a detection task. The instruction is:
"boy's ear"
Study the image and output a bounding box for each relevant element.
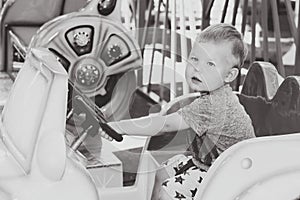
[224,67,239,83]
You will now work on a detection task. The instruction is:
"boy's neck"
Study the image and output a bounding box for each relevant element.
[199,84,231,96]
[200,91,210,96]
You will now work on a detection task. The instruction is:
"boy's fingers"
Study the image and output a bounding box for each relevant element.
[100,131,105,136]
[106,135,113,141]
[99,129,114,141]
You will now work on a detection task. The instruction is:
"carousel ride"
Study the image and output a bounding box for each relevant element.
[1,0,300,200]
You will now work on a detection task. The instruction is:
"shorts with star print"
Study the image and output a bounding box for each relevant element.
[161,154,207,200]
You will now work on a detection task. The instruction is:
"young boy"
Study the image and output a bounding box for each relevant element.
[100,23,255,200]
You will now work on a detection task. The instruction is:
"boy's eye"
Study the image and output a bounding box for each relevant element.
[207,61,216,67]
[190,56,199,62]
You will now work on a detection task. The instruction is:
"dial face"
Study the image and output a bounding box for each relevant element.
[76,64,100,87]
[101,34,130,66]
[74,31,90,47]
[65,25,94,56]
[108,44,122,60]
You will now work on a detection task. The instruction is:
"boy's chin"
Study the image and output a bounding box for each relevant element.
[191,86,219,93]
[190,86,209,92]
[188,82,221,92]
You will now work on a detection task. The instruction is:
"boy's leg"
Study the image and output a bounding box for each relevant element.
[151,167,170,200]
[158,189,173,200]
[159,166,207,200]
[151,154,192,200]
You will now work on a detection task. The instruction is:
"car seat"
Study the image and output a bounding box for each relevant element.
[195,133,300,200]
[0,47,99,200]
[241,61,283,100]
[0,0,87,71]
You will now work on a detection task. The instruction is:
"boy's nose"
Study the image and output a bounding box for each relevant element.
[191,63,202,72]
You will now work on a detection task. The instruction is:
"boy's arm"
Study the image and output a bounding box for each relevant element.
[107,112,189,137]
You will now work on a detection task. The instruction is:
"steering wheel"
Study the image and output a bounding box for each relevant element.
[29,11,142,121]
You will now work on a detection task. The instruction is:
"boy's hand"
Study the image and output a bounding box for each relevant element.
[98,122,123,142]
[99,128,113,141]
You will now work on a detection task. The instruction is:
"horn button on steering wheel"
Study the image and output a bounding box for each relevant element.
[71,57,106,95]
[76,64,100,86]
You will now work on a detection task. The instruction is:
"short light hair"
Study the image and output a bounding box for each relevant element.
[196,23,248,68]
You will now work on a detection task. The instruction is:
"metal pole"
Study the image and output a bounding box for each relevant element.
[250,0,257,64]
[270,0,285,76]
[295,0,300,75]
[261,0,269,61]
[221,0,230,23]
[147,0,162,93]
[159,0,169,101]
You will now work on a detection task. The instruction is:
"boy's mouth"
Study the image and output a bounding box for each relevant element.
[191,76,202,83]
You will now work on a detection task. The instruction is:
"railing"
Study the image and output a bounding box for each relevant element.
[3,0,300,102]
[136,0,202,102]
[132,0,300,102]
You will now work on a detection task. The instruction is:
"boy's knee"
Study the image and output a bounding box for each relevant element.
[158,187,173,200]
[155,168,169,183]
[151,169,170,200]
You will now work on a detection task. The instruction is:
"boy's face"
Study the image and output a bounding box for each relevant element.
[185,41,238,92]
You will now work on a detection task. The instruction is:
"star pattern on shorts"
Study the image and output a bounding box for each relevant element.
[173,166,179,173]
[199,168,206,172]
[174,191,186,200]
[183,170,190,176]
[198,176,203,183]
[175,176,185,184]
[190,188,198,197]
[178,162,184,169]
[162,180,169,187]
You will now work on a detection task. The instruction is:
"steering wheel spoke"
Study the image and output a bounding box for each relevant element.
[51,35,78,64]
[105,51,141,76]
[91,22,111,58]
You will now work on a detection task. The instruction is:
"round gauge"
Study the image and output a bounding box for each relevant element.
[76,64,100,87]
[74,31,90,47]
[108,44,122,60]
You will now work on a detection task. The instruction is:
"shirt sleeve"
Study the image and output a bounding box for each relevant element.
[177,96,213,136]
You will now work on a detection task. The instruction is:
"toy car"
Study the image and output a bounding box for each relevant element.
[2,0,300,199]
[2,49,300,200]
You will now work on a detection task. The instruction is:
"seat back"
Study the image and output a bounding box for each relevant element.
[1,47,67,175]
[239,75,300,137]
[241,62,283,100]
[195,133,300,200]
[0,0,87,71]
[0,0,65,50]
[1,0,86,28]
[238,93,271,136]
[265,76,300,135]
[3,0,64,24]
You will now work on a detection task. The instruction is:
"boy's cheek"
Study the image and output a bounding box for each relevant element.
[203,76,223,91]
[185,66,193,77]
